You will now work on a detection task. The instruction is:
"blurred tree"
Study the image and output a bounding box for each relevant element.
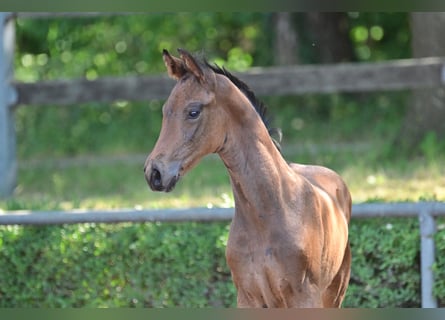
[395,12,445,152]
[304,12,355,63]
[13,13,272,157]
[12,13,414,158]
[272,12,299,65]
[294,13,356,120]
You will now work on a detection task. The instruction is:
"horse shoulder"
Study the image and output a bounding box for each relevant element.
[288,163,351,286]
[288,163,351,222]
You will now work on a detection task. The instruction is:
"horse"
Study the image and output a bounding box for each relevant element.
[144,48,352,308]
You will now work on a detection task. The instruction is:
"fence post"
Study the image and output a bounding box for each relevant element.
[0,13,17,198]
[419,207,438,308]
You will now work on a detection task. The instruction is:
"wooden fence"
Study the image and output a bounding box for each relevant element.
[1,12,445,308]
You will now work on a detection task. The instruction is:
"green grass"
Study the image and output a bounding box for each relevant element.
[2,91,444,210]
[3,145,444,213]
[3,155,231,211]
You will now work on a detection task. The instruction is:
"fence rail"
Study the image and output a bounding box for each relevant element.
[12,57,445,107]
[1,202,445,225]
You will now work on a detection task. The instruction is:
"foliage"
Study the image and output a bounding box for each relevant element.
[297,12,410,64]
[347,12,410,61]
[0,222,235,307]
[15,13,269,82]
[14,13,270,158]
[263,91,407,148]
[1,216,445,307]
[13,13,413,159]
[344,218,421,307]
[420,132,445,164]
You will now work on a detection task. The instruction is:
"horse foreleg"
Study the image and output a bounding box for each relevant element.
[322,242,352,308]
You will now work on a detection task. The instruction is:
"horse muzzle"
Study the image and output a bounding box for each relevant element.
[144,160,181,192]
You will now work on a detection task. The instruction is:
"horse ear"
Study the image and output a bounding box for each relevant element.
[163,49,186,80]
[177,48,205,82]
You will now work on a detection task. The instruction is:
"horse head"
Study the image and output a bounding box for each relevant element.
[144,49,226,192]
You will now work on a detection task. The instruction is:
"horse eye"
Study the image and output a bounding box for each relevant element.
[188,109,201,119]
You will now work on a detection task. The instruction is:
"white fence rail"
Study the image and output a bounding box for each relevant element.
[1,202,445,224]
[1,201,444,308]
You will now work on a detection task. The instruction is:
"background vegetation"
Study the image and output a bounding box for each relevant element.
[1,12,445,307]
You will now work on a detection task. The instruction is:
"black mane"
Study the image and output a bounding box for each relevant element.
[204,61,282,152]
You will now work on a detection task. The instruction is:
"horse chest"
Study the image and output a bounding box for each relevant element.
[226,238,284,273]
[226,232,311,307]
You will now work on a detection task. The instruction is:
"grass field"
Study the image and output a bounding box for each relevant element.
[2,92,444,211]
[3,142,445,213]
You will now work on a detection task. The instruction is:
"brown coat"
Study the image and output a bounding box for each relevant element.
[144,49,351,308]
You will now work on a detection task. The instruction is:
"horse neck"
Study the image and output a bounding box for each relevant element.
[215,80,296,226]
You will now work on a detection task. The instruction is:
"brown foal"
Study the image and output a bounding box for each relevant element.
[144,48,352,308]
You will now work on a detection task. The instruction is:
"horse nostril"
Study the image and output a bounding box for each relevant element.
[150,168,163,190]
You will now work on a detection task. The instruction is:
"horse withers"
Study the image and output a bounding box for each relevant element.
[144,48,351,308]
